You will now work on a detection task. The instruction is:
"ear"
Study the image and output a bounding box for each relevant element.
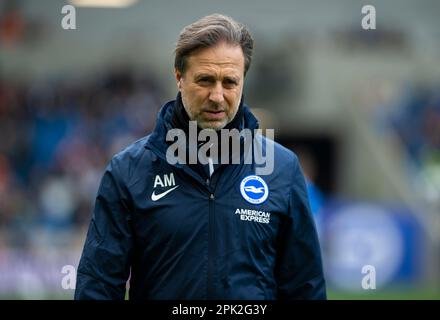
[175,69,183,90]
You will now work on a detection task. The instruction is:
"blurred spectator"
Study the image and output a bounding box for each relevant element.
[297,148,326,240]
[0,0,25,47]
[386,86,440,205]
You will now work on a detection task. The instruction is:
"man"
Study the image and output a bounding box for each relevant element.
[75,13,326,300]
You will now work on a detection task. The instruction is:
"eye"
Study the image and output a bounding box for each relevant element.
[196,77,214,86]
[223,78,238,88]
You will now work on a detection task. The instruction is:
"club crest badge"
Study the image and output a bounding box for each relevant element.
[240,175,269,205]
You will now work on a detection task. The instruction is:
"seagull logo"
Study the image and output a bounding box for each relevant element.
[151,185,179,201]
[244,186,265,194]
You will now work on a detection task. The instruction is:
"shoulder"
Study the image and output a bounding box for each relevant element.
[255,134,299,175]
[106,135,157,185]
[112,135,151,163]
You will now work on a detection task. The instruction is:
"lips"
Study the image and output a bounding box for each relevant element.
[203,110,226,120]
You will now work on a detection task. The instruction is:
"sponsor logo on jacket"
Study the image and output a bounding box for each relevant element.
[235,208,271,224]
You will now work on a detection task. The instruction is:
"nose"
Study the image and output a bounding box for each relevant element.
[209,82,225,104]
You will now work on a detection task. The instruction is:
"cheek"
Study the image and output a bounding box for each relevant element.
[226,91,242,110]
[193,89,212,107]
[185,85,205,98]
[182,87,208,113]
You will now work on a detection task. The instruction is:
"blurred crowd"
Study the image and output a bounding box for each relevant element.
[0,69,166,248]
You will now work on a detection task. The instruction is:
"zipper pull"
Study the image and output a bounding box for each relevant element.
[208,157,214,177]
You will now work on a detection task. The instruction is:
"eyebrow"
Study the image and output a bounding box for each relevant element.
[194,74,240,83]
[194,74,215,81]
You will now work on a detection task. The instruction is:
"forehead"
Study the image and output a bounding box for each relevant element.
[186,42,245,75]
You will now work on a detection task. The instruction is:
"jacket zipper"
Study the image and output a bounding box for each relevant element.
[207,190,215,299]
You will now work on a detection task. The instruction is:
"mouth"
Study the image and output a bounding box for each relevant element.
[202,110,226,120]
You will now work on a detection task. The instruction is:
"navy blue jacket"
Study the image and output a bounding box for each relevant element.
[75,98,326,300]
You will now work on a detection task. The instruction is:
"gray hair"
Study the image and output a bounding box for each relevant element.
[174,14,254,76]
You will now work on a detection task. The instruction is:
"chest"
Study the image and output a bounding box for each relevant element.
[128,161,290,250]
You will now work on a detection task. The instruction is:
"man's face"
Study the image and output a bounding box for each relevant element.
[175,42,245,130]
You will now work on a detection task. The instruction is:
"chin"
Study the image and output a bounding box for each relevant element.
[199,120,228,130]
[200,124,223,130]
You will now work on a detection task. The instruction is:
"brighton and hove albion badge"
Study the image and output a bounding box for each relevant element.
[240,175,269,205]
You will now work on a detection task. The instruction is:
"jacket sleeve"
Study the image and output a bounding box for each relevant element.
[275,156,326,300]
[75,159,134,300]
